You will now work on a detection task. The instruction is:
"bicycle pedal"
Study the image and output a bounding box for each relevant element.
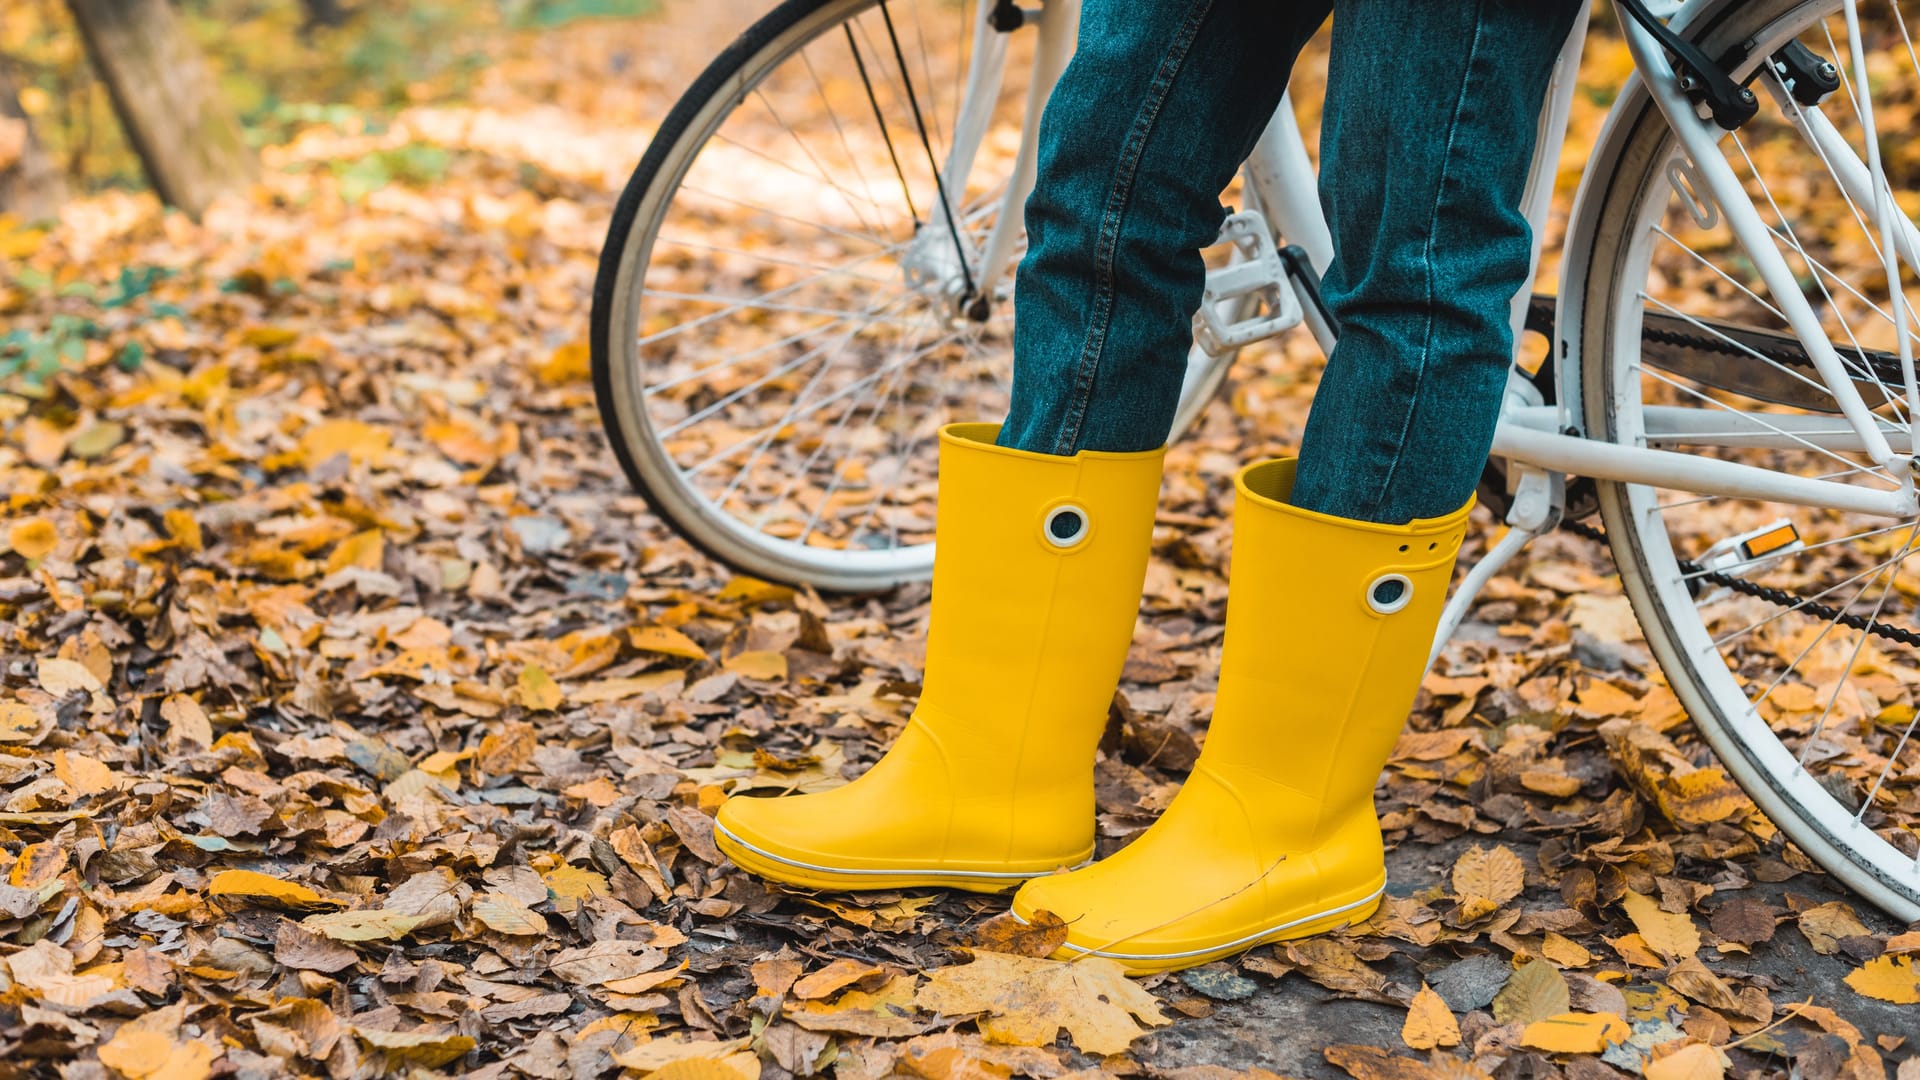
[1193,211,1305,355]
[1696,518,1805,575]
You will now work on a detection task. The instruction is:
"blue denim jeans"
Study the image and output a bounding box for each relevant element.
[996,0,1584,524]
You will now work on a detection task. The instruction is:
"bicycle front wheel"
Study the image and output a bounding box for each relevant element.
[1580,0,1920,917]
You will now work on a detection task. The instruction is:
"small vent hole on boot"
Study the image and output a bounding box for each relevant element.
[1043,505,1090,548]
[1367,574,1413,614]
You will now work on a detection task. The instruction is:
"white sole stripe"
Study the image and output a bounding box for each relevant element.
[714,819,1086,881]
[1013,887,1387,962]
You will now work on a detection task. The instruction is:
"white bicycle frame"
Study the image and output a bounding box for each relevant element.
[938,0,1920,657]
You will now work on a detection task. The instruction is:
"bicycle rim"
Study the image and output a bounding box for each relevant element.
[1582,0,1920,917]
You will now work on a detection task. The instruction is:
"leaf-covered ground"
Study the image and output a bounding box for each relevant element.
[2,3,1918,1079]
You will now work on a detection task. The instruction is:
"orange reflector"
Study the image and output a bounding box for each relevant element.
[1740,523,1800,559]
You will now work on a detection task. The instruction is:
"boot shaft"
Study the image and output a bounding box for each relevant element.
[1207,459,1471,842]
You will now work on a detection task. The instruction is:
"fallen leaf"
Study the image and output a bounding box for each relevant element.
[1844,956,1920,1004]
[968,910,1069,959]
[1519,1011,1631,1054]
[1492,958,1570,1026]
[1622,891,1701,961]
[1401,983,1460,1050]
[917,951,1168,1056]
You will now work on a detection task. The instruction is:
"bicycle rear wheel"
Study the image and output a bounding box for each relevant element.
[1579,0,1920,918]
[592,0,1043,591]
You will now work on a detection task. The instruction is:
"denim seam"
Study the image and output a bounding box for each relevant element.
[1363,0,1487,520]
[1052,0,1215,457]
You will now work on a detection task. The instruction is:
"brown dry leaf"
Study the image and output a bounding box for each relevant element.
[354,1028,476,1068]
[1622,891,1701,961]
[471,892,548,936]
[916,951,1169,1056]
[1285,937,1389,996]
[1798,901,1873,955]
[1400,983,1460,1050]
[1709,897,1778,949]
[968,910,1070,959]
[1324,1044,1445,1080]
[1450,844,1525,922]
[1844,956,1920,1004]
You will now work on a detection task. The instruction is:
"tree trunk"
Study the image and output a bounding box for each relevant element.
[299,0,348,29]
[0,58,63,220]
[63,0,256,218]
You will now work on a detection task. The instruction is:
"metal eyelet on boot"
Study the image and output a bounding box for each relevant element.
[1366,573,1413,614]
[1042,504,1091,549]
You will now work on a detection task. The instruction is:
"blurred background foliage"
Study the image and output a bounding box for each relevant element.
[0,0,655,197]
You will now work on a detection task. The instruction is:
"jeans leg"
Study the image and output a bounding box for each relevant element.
[1290,0,1583,524]
[998,0,1332,457]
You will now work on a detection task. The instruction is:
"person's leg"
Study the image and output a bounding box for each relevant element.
[997,0,1333,457]
[1008,0,1584,973]
[1292,0,1584,524]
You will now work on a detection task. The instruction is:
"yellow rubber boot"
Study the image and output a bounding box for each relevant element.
[1010,458,1470,970]
[714,423,1164,893]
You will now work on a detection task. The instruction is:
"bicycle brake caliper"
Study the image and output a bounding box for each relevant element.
[1192,210,1304,357]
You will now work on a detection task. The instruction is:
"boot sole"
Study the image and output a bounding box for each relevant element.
[714,820,1089,894]
[1015,887,1385,974]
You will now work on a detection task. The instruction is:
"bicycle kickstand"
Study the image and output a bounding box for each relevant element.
[1427,459,1565,674]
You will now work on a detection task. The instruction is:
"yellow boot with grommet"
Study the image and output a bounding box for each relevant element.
[1010,457,1470,970]
[714,423,1164,893]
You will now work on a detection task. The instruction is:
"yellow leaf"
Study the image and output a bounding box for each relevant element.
[53,751,115,798]
[207,870,342,912]
[298,419,391,467]
[1843,955,1920,1004]
[7,517,56,560]
[1520,1012,1631,1054]
[0,701,44,742]
[1644,1043,1727,1080]
[792,959,885,1001]
[1541,932,1593,969]
[611,1036,756,1076]
[571,671,686,703]
[1402,982,1460,1050]
[97,1030,174,1078]
[162,509,203,552]
[471,892,549,936]
[517,665,564,711]
[630,625,708,661]
[325,529,385,574]
[724,650,788,681]
[537,340,591,385]
[542,863,609,915]
[916,951,1168,1057]
[1622,891,1701,961]
[715,576,794,605]
[1659,767,1750,826]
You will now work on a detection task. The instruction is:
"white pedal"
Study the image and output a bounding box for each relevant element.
[1696,518,1805,574]
[1192,210,1305,356]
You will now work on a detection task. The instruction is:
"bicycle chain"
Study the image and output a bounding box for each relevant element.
[1556,517,1920,649]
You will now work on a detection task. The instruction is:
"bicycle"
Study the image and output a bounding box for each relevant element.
[591,0,1920,922]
